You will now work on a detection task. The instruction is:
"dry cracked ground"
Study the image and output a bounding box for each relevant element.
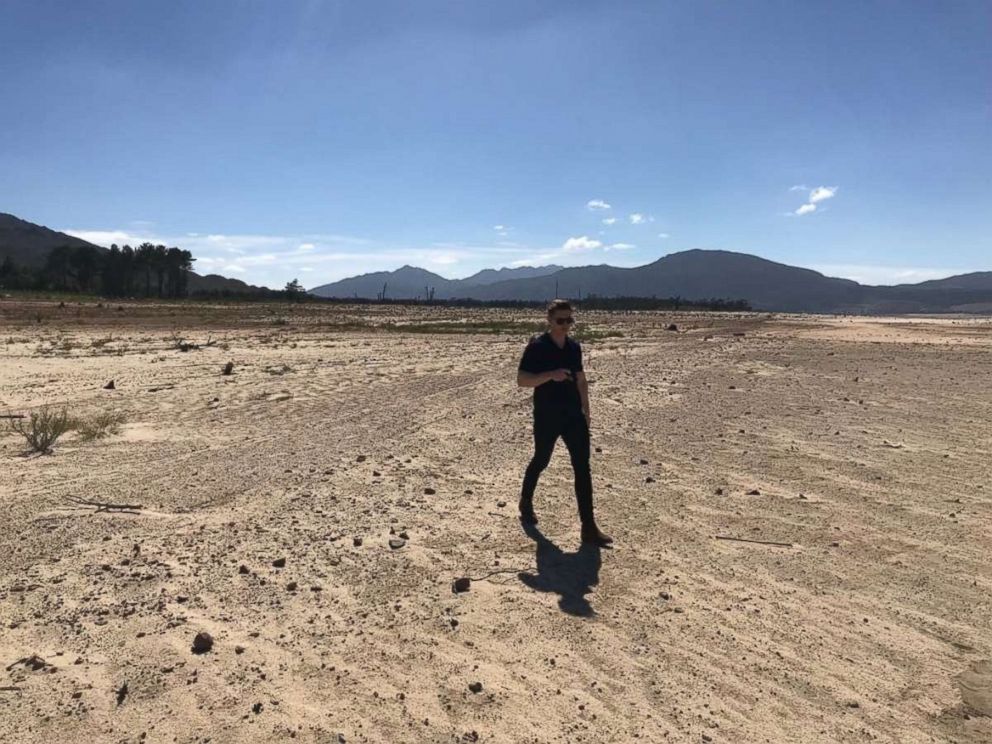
[1,300,990,744]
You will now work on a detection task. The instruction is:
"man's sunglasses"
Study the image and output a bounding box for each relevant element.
[554,316,575,326]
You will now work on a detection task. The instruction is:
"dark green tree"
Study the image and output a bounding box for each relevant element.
[70,245,102,293]
[43,245,74,290]
[284,278,304,301]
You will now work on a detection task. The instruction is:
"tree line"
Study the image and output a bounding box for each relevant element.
[0,243,194,297]
[309,294,752,311]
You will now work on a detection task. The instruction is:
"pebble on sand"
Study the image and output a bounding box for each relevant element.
[191,632,214,654]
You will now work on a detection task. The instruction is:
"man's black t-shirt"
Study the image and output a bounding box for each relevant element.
[518,332,584,415]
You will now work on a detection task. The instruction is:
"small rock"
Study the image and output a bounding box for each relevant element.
[452,577,471,593]
[356,455,367,462]
[191,632,213,654]
[272,557,286,568]
[715,488,724,495]
[235,646,245,655]
[468,681,483,694]
[645,476,655,483]
[238,564,250,575]
[639,458,648,465]
[353,537,363,547]
[666,323,678,332]
[252,702,263,714]
[388,538,406,550]
[222,362,234,376]
[286,581,298,592]
[746,489,761,496]
[103,380,115,390]
[424,487,436,495]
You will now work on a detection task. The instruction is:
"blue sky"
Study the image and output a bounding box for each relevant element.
[1,1,989,288]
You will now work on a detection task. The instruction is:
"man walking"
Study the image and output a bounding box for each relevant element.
[516,299,613,547]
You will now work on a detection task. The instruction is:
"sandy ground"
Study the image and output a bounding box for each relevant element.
[1,300,990,744]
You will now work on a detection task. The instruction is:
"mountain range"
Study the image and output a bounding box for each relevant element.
[2,212,989,313]
[0,212,263,295]
[310,251,992,314]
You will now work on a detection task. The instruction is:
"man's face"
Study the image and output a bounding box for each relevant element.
[549,309,575,334]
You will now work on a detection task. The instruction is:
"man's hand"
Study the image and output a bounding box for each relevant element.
[548,368,573,382]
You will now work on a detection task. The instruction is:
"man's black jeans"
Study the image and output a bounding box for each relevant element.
[520,407,594,525]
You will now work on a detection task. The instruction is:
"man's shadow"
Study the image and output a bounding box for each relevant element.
[517,521,604,616]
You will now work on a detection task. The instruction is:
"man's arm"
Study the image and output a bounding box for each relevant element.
[517,369,572,387]
[517,370,551,388]
[576,370,590,423]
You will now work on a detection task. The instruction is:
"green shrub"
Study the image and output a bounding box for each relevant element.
[72,411,127,441]
[10,406,72,453]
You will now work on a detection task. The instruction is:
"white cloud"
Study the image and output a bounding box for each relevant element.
[62,229,136,245]
[808,263,966,286]
[428,254,460,266]
[607,243,635,251]
[561,235,603,253]
[586,199,611,211]
[63,225,553,288]
[790,184,839,217]
[789,184,808,192]
[493,225,505,231]
[809,186,838,203]
[601,217,617,226]
[628,213,654,224]
[657,232,670,239]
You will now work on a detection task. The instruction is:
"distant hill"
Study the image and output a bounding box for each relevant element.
[308,263,565,298]
[0,212,264,295]
[5,212,989,312]
[0,212,101,268]
[310,248,992,313]
[458,264,564,286]
[903,272,992,291]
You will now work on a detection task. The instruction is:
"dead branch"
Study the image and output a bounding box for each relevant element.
[64,496,144,513]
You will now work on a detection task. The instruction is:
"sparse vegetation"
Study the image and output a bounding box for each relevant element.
[10,406,72,453]
[571,326,624,341]
[71,411,127,441]
[385,320,543,335]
